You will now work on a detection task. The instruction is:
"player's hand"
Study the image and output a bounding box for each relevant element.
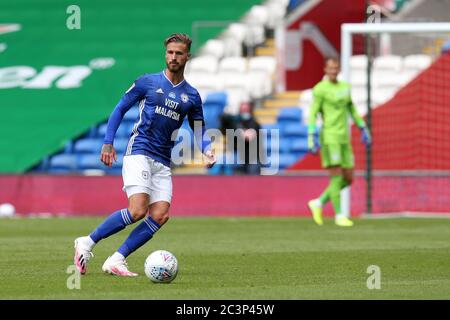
[360,126,372,147]
[100,144,117,167]
[204,149,216,169]
[308,134,319,154]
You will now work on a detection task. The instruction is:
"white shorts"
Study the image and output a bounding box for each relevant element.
[122,155,172,204]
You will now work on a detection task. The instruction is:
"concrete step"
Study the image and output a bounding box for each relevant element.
[274,91,302,100]
[254,115,277,125]
[263,99,300,108]
[254,108,279,117]
[255,46,275,56]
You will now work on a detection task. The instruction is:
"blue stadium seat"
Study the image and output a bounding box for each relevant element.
[78,154,123,171]
[113,138,129,154]
[203,92,227,130]
[261,124,280,136]
[278,138,291,153]
[283,124,308,137]
[277,107,303,123]
[203,106,222,129]
[73,138,103,154]
[48,154,77,173]
[204,91,227,106]
[104,167,123,175]
[77,154,103,170]
[97,122,132,139]
[33,156,50,172]
[63,140,74,153]
[291,139,309,153]
[174,119,194,148]
[123,106,140,122]
[278,153,298,169]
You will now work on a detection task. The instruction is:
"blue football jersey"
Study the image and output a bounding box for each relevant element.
[104,71,207,167]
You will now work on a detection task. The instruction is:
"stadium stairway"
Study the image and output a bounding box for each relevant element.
[255,91,309,170]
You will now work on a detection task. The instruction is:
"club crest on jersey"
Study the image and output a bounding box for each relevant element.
[169,92,176,99]
[181,93,189,103]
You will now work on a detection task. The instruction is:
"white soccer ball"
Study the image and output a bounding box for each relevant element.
[144,250,178,283]
[0,203,15,218]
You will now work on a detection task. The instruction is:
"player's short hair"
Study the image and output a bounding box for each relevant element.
[164,33,192,52]
[324,56,340,66]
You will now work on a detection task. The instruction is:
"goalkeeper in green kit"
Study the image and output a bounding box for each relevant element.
[307,57,371,227]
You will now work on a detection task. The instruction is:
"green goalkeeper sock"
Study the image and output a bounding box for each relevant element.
[319,189,330,205]
[329,175,344,215]
[319,176,349,205]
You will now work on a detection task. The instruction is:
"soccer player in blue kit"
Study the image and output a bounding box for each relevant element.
[73,33,216,276]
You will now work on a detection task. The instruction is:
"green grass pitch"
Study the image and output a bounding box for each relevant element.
[1,216,450,299]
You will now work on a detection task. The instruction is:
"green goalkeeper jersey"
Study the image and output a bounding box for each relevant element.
[308,79,366,144]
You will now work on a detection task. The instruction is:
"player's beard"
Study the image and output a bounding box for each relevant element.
[166,62,183,73]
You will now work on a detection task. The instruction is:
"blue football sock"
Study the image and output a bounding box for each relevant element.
[89,209,134,243]
[117,216,160,258]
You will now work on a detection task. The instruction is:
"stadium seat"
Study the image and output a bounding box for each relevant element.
[199,39,225,59]
[220,37,243,57]
[277,153,298,169]
[113,138,129,154]
[371,87,397,105]
[63,140,74,153]
[204,91,227,107]
[403,54,432,71]
[77,154,103,170]
[225,23,248,44]
[221,71,248,90]
[73,138,103,154]
[123,106,140,122]
[223,89,249,115]
[351,88,368,106]
[219,57,247,73]
[33,156,50,172]
[48,154,77,172]
[350,70,368,86]
[248,56,277,75]
[373,55,403,72]
[245,5,270,27]
[265,0,288,29]
[246,70,272,99]
[261,123,279,132]
[283,124,308,137]
[186,55,219,74]
[291,138,308,152]
[185,72,224,101]
[243,24,266,48]
[373,71,409,88]
[97,122,131,139]
[278,138,291,153]
[350,55,368,70]
[203,107,222,130]
[277,107,302,123]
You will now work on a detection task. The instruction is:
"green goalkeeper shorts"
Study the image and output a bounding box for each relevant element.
[320,143,354,168]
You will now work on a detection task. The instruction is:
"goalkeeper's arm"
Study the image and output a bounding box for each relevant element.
[308,88,322,153]
[348,102,371,146]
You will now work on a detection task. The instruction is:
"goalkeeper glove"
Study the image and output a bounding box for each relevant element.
[360,126,372,147]
[308,134,320,154]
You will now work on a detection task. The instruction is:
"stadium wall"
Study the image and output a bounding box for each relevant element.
[1,175,449,216]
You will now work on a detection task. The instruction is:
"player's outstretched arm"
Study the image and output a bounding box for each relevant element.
[100,144,117,167]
